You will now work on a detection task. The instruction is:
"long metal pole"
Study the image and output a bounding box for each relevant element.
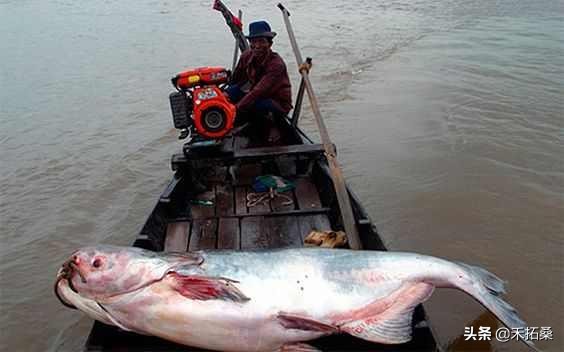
[277,3,362,250]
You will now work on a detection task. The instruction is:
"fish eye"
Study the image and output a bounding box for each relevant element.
[92,258,103,268]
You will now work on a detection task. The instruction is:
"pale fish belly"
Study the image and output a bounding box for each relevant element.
[101,275,327,352]
[114,257,402,350]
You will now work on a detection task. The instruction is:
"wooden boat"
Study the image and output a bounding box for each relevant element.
[83,117,439,351]
[82,3,439,350]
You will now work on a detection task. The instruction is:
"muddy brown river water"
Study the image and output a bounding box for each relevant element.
[1,0,562,351]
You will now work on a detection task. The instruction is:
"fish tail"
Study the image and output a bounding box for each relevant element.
[453,262,541,352]
[458,261,508,295]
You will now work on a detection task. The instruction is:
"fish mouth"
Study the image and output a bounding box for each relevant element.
[54,256,88,310]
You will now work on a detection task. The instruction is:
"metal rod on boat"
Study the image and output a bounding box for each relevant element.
[278,3,362,250]
[213,0,249,52]
[290,58,309,127]
[231,9,243,72]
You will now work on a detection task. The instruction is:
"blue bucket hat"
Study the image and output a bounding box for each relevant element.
[246,20,277,39]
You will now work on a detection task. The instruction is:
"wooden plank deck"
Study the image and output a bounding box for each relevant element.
[297,215,332,242]
[189,219,217,251]
[165,175,332,252]
[234,186,247,215]
[190,189,216,219]
[215,184,234,216]
[164,221,190,252]
[295,177,322,210]
[218,218,240,249]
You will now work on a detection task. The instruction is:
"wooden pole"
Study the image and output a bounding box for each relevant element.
[213,0,249,52]
[278,3,362,250]
[290,59,308,127]
[231,10,243,72]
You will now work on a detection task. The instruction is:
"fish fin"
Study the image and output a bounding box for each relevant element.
[341,283,434,344]
[164,251,204,265]
[277,312,338,333]
[96,303,133,332]
[454,262,542,352]
[341,313,413,344]
[169,272,250,303]
[279,342,323,352]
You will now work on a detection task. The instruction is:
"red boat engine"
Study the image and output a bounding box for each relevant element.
[169,66,236,139]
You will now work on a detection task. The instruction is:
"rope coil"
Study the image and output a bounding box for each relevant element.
[298,62,312,74]
[246,188,293,208]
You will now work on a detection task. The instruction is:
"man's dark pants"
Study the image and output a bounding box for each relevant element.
[225,84,286,143]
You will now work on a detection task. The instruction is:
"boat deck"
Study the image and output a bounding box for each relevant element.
[84,135,437,351]
[164,175,332,253]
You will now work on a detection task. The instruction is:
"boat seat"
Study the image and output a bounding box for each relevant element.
[233,143,329,159]
[171,143,331,171]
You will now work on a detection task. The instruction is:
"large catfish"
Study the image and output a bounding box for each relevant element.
[55,245,539,351]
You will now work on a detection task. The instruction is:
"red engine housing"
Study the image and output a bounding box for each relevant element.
[192,86,236,139]
[171,66,236,139]
[173,66,230,90]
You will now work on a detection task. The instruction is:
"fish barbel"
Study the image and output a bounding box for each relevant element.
[55,245,539,352]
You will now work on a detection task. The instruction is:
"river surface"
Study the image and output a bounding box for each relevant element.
[1,0,562,351]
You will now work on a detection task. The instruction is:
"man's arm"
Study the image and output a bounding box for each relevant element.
[236,59,285,111]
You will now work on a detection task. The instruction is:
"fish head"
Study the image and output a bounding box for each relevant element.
[56,245,203,302]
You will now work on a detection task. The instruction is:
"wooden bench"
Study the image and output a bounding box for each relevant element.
[233,143,328,159]
[171,143,330,171]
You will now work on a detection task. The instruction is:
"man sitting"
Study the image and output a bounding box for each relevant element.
[226,20,292,144]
